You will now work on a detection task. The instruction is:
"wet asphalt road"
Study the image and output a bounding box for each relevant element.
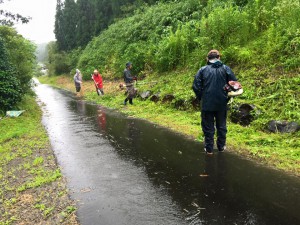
[34,82,300,225]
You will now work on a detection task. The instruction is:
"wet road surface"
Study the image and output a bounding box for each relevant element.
[34,82,300,225]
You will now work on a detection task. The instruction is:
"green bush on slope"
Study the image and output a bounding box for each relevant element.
[58,0,300,125]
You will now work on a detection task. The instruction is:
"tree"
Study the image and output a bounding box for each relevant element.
[0,0,31,26]
[62,0,78,50]
[54,0,67,51]
[54,0,161,50]
[76,0,96,47]
[46,41,71,75]
[93,0,113,34]
[0,26,36,94]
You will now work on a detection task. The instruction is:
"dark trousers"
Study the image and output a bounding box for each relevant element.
[201,110,227,152]
[124,97,133,104]
[124,83,134,104]
[75,86,81,92]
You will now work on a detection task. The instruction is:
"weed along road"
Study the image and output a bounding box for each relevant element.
[33,82,300,225]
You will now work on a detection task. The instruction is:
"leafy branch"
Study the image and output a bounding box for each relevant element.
[0,1,31,26]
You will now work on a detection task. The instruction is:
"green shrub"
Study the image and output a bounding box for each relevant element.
[0,26,36,94]
[199,3,254,48]
[155,22,199,72]
[0,38,22,113]
[47,42,71,76]
[76,0,203,77]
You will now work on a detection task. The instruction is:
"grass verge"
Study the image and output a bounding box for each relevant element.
[0,94,78,225]
[38,75,300,177]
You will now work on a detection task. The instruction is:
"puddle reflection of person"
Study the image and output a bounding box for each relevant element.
[97,108,106,131]
[76,100,86,115]
[202,154,228,194]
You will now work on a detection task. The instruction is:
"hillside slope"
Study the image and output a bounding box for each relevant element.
[45,0,300,175]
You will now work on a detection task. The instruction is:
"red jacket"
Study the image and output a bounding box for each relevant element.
[92,74,103,88]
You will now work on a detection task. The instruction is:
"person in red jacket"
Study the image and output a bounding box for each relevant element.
[91,69,104,95]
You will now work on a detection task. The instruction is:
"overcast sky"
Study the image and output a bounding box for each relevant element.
[1,0,57,44]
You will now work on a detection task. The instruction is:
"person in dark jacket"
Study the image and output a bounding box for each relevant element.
[123,62,137,105]
[192,50,237,154]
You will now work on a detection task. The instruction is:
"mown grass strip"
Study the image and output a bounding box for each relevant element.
[0,94,78,224]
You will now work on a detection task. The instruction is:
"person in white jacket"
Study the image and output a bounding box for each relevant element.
[74,69,83,96]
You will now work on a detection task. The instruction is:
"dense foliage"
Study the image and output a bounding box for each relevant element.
[0,26,37,113]
[46,41,70,75]
[0,26,36,93]
[75,0,300,74]
[49,0,299,126]
[54,0,159,51]
[0,37,22,113]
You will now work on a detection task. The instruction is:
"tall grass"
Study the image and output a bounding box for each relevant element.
[49,0,300,126]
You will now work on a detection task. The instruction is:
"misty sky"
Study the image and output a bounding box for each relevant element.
[1,0,56,44]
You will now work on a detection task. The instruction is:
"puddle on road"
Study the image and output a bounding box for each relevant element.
[35,84,300,225]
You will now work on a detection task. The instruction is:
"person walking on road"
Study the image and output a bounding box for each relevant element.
[92,69,104,95]
[123,62,137,105]
[74,69,83,96]
[192,50,237,155]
